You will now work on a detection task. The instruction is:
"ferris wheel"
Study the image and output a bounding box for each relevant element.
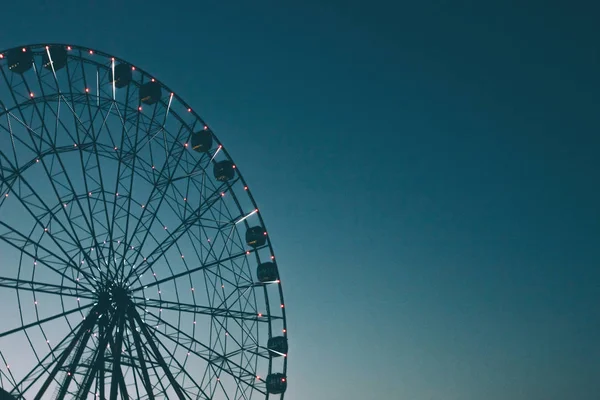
[0,44,288,399]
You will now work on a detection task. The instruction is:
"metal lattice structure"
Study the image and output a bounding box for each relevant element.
[0,44,288,399]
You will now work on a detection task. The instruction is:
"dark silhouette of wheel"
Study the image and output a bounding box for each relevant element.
[0,44,288,399]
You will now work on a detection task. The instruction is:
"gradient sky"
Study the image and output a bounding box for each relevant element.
[1,1,599,399]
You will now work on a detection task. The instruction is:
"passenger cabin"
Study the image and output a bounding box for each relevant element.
[246,226,266,247]
[7,48,33,74]
[191,129,213,153]
[257,262,278,282]
[42,46,68,71]
[139,81,162,104]
[267,336,288,357]
[266,373,287,394]
[213,160,235,182]
[110,64,133,88]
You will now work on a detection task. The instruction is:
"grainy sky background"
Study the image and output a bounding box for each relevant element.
[1,1,599,399]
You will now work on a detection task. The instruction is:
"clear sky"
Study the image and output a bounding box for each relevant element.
[1,1,599,399]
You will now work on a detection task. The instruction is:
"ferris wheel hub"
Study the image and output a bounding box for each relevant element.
[110,285,131,304]
[96,283,133,312]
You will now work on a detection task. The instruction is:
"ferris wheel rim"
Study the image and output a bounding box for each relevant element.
[0,42,288,399]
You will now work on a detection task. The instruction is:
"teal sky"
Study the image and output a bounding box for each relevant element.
[1,1,599,399]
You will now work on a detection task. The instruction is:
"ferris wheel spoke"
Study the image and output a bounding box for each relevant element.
[206,293,264,353]
[149,207,247,295]
[0,75,52,168]
[107,313,129,400]
[209,226,246,283]
[125,182,229,287]
[150,333,208,400]
[131,249,250,293]
[0,220,94,291]
[206,312,264,365]
[8,317,85,398]
[114,101,144,284]
[61,67,123,284]
[0,276,93,299]
[129,306,187,400]
[198,218,234,263]
[125,312,157,400]
[158,328,264,397]
[133,299,275,324]
[142,309,265,395]
[51,95,115,279]
[110,169,178,278]
[208,274,256,312]
[215,254,255,288]
[0,108,52,165]
[21,152,106,285]
[0,155,104,286]
[201,255,257,294]
[66,297,121,400]
[30,60,78,144]
[117,126,193,278]
[133,314,207,399]
[102,84,140,283]
[188,210,253,289]
[209,364,236,400]
[181,220,239,281]
[53,313,98,399]
[88,311,118,400]
[0,302,92,339]
[0,352,18,392]
[175,224,240,296]
[75,323,110,400]
[18,75,111,272]
[59,64,135,280]
[0,143,94,184]
[143,351,171,399]
[31,305,101,400]
[120,330,145,400]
